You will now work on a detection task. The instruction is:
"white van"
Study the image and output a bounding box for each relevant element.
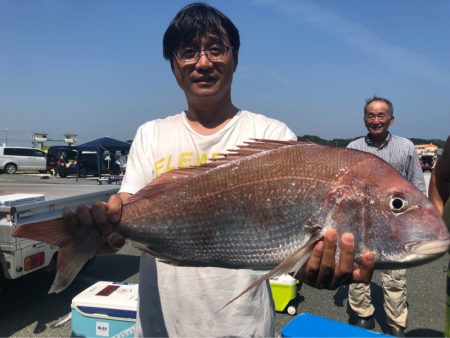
[0,146,47,174]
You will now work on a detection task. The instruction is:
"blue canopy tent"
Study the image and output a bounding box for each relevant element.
[76,137,131,179]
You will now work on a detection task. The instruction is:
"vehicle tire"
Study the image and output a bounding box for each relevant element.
[59,173,67,178]
[79,167,88,178]
[4,163,17,174]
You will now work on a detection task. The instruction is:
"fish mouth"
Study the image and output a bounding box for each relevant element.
[408,239,450,256]
[375,239,450,270]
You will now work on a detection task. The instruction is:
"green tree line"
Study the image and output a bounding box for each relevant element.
[297,135,446,149]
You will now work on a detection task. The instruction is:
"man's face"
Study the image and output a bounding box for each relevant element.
[364,100,394,137]
[171,33,237,102]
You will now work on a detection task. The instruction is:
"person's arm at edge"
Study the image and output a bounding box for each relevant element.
[429,136,450,214]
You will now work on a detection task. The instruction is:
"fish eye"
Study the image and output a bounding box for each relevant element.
[389,196,408,213]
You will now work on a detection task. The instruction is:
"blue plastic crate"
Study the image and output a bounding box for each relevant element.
[282,313,391,337]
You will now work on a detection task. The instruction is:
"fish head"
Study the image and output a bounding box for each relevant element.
[365,177,450,269]
[327,152,449,270]
[335,157,450,269]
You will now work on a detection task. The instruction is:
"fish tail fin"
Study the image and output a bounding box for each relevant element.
[218,231,322,312]
[13,218,101,293]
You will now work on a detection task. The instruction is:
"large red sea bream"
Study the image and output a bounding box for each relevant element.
[13,140,450,295]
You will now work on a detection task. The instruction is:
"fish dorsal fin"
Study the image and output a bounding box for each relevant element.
[126,139,310,205]
[201,139,311,167]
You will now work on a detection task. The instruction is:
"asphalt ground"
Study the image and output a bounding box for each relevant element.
[0,171,448,337]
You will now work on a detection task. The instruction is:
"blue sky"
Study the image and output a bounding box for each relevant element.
[1,0,449,146]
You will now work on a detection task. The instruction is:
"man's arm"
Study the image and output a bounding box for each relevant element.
[429,136,450,214]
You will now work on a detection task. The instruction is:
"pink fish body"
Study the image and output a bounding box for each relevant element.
[13,140,450,294]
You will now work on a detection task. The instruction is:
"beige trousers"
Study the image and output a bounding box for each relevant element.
[348,269,407,329]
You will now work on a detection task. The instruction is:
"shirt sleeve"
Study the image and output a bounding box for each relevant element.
[262,120,297,141]
[119,123,156,194]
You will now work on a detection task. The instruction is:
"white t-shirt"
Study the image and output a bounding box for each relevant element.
[120,110,296,337]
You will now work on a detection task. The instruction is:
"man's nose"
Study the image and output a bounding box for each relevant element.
[196,51,213,68]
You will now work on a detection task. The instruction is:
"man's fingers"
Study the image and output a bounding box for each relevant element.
[62,207,79,231]
[352,251,375,283]
[91,201,112,235]
[107,194,123,224]
[315,229,337,288]
[299,240,323,285]
[329,232,355,288]
[299,229,375,290]
[98,233,126,255]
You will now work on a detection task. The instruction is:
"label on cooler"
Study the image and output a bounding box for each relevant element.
[96,321,109,336]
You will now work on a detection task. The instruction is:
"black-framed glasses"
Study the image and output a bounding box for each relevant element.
[174,45,233,63]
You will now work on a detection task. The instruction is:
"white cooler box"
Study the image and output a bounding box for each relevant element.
[71,281,138,338]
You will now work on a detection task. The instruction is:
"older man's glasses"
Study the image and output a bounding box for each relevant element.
[174,45,233,63]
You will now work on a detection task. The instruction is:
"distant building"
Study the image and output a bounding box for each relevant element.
[415,143,438,171]
[415,143,438,157]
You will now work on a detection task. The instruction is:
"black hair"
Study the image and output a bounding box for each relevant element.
[163,2,240,63]
[364,96,394,116]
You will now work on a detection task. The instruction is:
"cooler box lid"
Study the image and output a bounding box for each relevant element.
[71,281,138,319]
[270,273,298,286]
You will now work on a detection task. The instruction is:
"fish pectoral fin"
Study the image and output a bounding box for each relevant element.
[218,233,322,312]
[131,243,176,265]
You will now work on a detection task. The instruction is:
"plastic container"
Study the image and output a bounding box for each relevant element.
[269,274,300,315]
[71,281,138,338]
[281,313,391,337]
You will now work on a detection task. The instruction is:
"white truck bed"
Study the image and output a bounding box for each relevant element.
[0,185,118,280]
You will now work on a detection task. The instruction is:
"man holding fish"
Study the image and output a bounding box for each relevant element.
[14,2,450,337]
[14,3,379,337]
[79,4,374,337]
[347,96,426,337]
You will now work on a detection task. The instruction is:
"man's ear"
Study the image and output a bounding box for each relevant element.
[389,115,395,127]
[232,50,238,72]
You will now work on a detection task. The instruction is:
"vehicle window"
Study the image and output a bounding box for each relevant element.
[33,150,46,157]
[4,148,34,156]
[58,149,77,161]
[21,149,31,156]
[4,148,20,156]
